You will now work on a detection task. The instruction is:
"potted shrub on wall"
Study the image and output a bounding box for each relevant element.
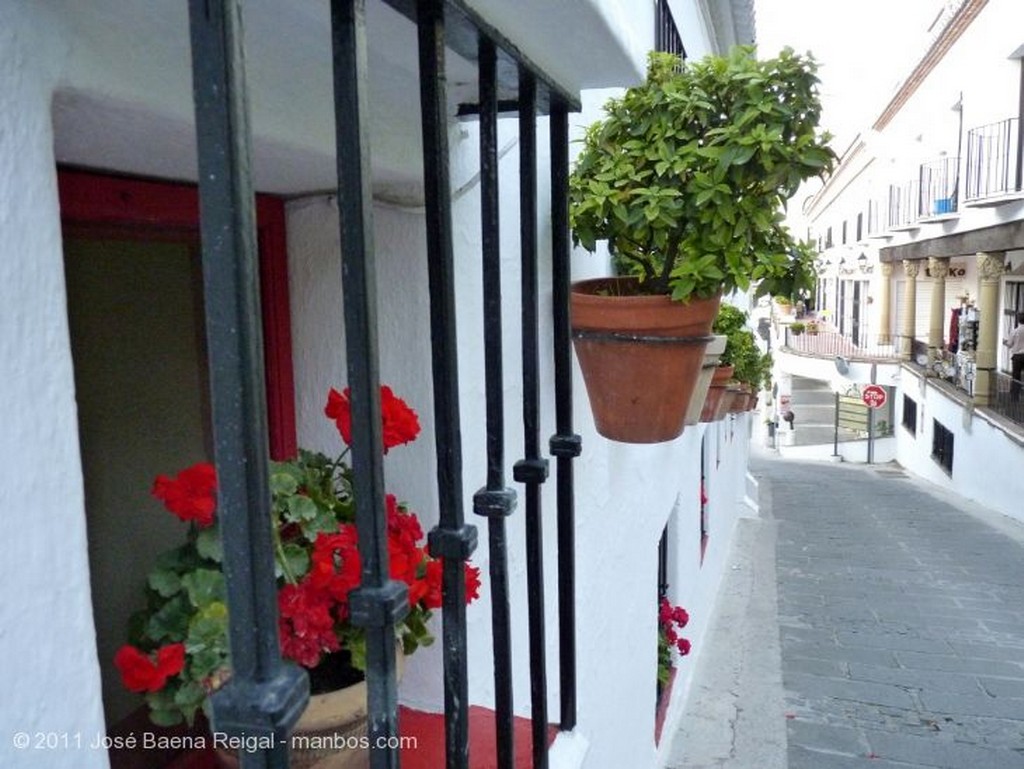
[569,46,833,443]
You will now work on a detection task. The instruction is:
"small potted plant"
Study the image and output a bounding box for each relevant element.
[115,386,481,765]
[790,321,806,336]
[569,47,833,443]
[806,321,820,336]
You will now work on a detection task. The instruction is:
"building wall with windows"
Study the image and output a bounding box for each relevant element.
[790,0,1024,523]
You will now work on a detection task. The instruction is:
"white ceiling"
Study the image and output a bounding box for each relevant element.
[50,0,642,199]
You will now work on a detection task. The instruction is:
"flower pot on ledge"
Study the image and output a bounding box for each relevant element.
[571,277,720,443]
[214,651,406,769]
[699,365,734,422]
[684,335,728,426]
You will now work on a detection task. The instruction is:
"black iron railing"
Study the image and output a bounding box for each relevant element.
[887,180,920,229]
[965,117,1022,201]
[918,156,959,217]
[655,0,686,59]
[188,0,584,767]
[187,5,308,768]
[987,370,1024,428]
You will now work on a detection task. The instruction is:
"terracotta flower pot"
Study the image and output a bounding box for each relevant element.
[684,335,728,426]
[571,277,721,443]
[726,385,747,414]
[215,653,405,769]
[700,365,734,422]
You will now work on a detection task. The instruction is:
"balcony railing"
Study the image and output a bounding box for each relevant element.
[887,180,920,229]
[187,1,582,767]
[987,370,1024,429]
[918,156,959,217]
[654,0,685,59]
[965,117,1022,201]
[865,198,888,238]
[783,324,902,361]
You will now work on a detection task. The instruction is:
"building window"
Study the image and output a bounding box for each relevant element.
[902,395,917,433]
[826,226,833,248]
[931,419,954,473]
[841,220,847,244]
[856,212,863,241]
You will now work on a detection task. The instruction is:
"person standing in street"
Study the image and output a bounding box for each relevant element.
[1003,311,1024,400]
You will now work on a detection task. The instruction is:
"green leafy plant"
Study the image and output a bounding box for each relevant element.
[754,241,819,303]
[714,304,772,390]
[115,386,481,726]
[790,321,806,335]
[569,46,834,301]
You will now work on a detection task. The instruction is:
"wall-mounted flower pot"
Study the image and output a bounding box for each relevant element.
[726,385,747,414]
[571,277,720,443]
[699,365,734,423]
[684,335,728,426]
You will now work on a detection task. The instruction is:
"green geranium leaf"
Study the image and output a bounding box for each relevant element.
[195,527,223,563]
[270,471,299,496]
[146,594,192,642]
[286,494,319,523]
[148,568,182,598]
[182,569,226,609]
[280,543,310,580]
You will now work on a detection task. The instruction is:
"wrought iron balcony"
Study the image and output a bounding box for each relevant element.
[655,0,686,59]
[782,323,902,362]
[964,117,1024,203]
[917,156,959,219]
[887,180,920,230]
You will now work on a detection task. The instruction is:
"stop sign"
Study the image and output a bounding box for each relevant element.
[862,384,887,409]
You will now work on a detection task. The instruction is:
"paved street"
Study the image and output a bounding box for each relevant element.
[668,452,1024,768]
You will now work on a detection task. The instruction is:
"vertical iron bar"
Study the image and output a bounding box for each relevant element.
[473,35,517,769]
[330,3,408,767]
[1016,60,1024,191]
[657,528,669,599]
[187,2,307,767]
[513,67,551,769]
[416,2,479,768]
[547,102,579,732]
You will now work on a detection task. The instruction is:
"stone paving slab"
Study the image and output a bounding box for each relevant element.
[765,455,1024,768]
[665,450,1024,767]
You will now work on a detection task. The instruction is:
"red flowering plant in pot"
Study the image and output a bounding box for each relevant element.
[115,385,481,728]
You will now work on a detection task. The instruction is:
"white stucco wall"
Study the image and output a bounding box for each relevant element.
[896,367,1024,525]
[285,100,754,767]
[3,2,748,767]
[0,4,109,769]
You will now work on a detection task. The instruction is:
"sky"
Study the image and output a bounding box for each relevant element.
[753,0,948,153]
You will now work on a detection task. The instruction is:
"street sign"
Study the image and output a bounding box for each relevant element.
[862,384,887,409]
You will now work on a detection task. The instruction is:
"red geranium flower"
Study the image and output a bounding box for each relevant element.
[152,462,217,528]
[114,643,186,693]
[324,386,421,453]
[278,582,340,669]
[421,559,482,609]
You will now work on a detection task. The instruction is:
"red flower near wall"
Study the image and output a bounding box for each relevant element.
[114,643,186,693]
[325,385,421,453]
[151,462,217,527]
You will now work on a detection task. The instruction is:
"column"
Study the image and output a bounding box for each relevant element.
[878,262,894,344]
[900,259,921,360]
[927,256,950,370]
[974,251,1006,406]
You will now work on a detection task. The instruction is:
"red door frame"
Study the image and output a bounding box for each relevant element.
[57,168,298,459]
